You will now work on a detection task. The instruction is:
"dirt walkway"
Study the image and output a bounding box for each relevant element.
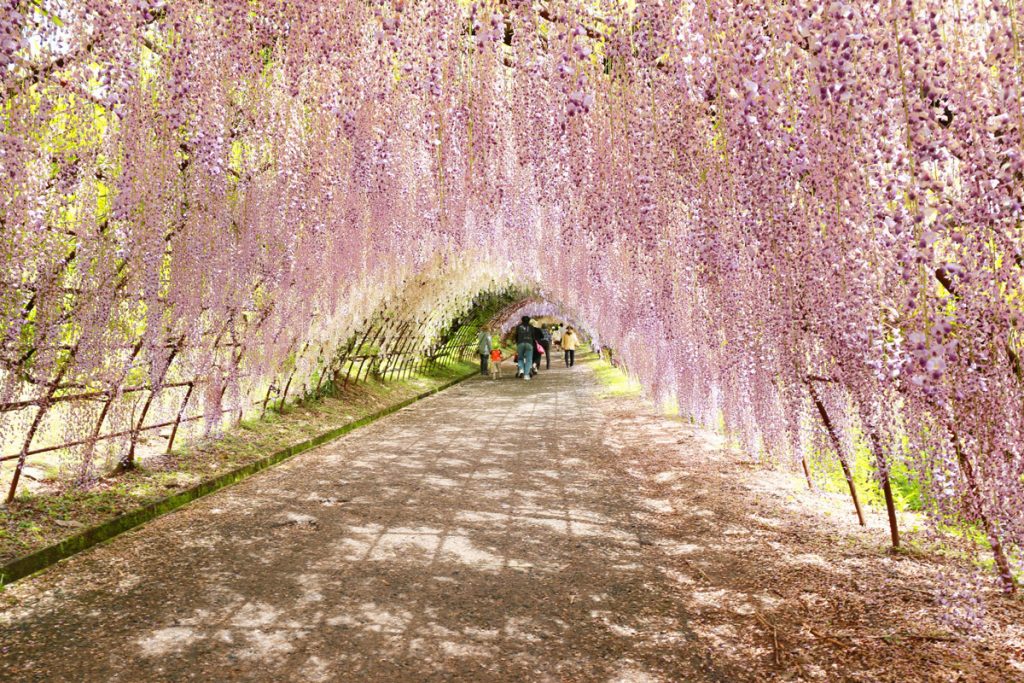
[1,359,1022,681]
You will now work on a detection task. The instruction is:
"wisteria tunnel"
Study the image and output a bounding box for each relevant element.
[2,0,1024,680]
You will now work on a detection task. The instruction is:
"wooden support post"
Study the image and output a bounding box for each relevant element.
[406,320,427,377]
[415,344,433,375]
[277,341,310,411]
[260,382,276,419]
[278,375,294,411]
[410,338,429,377]
[56,338,138,485]
[313,343,333,396]
[866,428,900,549]
[353,353,372,384]
[7,403,51,504]
[124,338,186,465]
[387,321,415,381]
[333,332,361,386]
[355,352,375,383]
[6,359,72,503]
[807,381,865,527]
[377,317,408,379]
[372,323,395,382]
[326,349,348,392]
[398,326,424,380]
[356,323,389,383]
[952,429,1016,593]
[372,321,399,381]
[800,456,815,491]
[166,382,194,455]
[387,323,412,381]
[344,324,377,387]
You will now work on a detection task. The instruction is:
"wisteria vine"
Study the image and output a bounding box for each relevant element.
[1,0,1023,595]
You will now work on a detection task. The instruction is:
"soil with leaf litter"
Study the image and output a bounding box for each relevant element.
[1,359,1022,681]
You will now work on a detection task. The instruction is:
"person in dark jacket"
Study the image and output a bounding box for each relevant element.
[530,320,544,376]
[538,324,552,370]
[514,316,535,380]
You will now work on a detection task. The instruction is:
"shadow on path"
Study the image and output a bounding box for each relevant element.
[4,358,1021,682]
[1,362,727,682]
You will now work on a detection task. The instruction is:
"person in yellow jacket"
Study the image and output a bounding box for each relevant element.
[561,327,579,367]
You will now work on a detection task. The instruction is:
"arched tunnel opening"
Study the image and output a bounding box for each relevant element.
[0,249,613,505]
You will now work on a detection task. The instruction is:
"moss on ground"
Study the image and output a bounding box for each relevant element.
[0,361,476,566]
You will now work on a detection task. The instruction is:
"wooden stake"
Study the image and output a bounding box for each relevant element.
[165,382,194,455]
[952,428,1016,594]
[807,381,865,526]
[867,428,900,548]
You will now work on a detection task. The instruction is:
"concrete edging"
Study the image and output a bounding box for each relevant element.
[0,371,477,586]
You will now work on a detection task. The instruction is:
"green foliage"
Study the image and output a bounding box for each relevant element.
[812,435,924,513]
[591,353,642,398]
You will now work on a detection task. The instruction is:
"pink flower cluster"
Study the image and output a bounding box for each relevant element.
[1,0,1023,594]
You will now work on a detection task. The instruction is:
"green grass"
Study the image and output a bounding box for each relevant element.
[589,354,643,398]
[811,435,924,514]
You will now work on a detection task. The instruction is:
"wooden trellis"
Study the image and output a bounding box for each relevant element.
[1,292,517,502]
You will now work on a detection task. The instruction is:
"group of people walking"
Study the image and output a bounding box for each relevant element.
[476,317,579,380]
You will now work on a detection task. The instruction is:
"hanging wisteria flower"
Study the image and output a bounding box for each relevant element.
[0,0,1022,606]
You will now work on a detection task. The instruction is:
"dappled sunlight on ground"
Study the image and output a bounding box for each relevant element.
[594,392,1024,682]
[1,356,1022,681]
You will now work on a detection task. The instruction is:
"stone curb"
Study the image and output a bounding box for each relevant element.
[0,371,477,586]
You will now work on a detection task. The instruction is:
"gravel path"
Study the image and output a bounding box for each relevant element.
[0,362,720,681]
[3,359,1022,682]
